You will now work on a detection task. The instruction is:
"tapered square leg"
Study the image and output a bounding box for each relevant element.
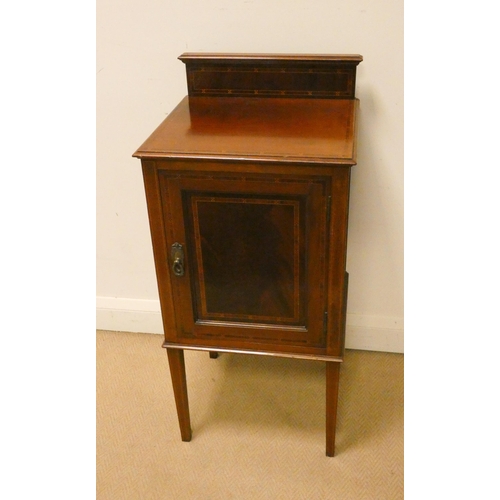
[326,361,341,457]
[166,348,192,442]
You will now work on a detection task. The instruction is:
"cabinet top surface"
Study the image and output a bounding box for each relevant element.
[133,96,359,165]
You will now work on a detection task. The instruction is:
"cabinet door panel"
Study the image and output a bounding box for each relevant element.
[159,170,329,348]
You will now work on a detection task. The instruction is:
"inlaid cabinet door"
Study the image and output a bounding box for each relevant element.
[158,167,331,350]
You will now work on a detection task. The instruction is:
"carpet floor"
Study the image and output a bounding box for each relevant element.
[97,330,403,499]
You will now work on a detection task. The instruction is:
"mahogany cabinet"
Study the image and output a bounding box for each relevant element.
[133,53,362,456]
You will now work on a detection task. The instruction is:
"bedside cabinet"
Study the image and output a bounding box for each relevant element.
[133,53,362,456]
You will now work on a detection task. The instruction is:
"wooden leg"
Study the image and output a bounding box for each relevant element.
[166,348,192,442]
[325,361,341,457]
[209,351,219,359]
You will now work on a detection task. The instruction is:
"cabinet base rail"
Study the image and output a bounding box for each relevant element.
[162,342,343,363]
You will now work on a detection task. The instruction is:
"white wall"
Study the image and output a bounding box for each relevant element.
[96,0,403,353]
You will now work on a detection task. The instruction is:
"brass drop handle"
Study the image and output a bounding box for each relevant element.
[171,242,185,276]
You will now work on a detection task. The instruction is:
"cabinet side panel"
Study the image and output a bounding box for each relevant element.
[141,161,178,341]
[326,167,351,356]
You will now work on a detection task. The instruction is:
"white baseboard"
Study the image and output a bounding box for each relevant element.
[96,297,164,334]
[344,313,404,353]
[96,297,403,353]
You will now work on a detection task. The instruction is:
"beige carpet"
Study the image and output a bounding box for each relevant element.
[97,330,403,499]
